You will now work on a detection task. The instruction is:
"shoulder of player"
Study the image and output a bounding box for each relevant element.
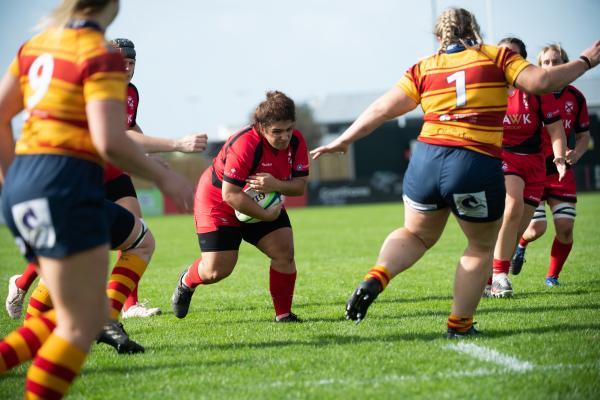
[226,126,259,150]
[292,129,306,140]
[75,32,121,64]
[128,82,139,97]
[564,85,587,103]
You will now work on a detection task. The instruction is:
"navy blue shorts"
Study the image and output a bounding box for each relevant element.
[2,155,112,260]
[198,209,292,252]
[402,142,505,222]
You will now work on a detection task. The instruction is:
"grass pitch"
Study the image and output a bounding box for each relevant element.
[1,193,599,399]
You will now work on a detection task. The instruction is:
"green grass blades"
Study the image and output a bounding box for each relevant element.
[1,193,599,399]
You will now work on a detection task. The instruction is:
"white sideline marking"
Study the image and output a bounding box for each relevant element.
[258,362,598,389]
[446,342,534,372]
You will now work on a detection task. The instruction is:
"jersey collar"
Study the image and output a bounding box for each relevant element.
[445,39,477,54]
[66,19,104,32]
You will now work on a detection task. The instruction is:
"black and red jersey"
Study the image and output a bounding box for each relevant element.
[125,82,139,129]
[104,82,140,183]
[541,85,589,157]
[211,126,309,188]
[194,126,308,232]
[502,88,560,154]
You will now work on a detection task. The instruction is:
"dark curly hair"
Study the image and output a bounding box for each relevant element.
[253,91,295,127]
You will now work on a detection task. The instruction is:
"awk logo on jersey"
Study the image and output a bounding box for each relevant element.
[503,113,532,126]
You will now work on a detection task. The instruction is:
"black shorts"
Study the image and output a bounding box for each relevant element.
[198,209,291,252]
[105,200,135,249]
[2,155,109,261]
[104,174,137,202]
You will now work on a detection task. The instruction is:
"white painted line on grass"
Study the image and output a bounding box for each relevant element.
[256,361,598,389]
[446,342,535,372]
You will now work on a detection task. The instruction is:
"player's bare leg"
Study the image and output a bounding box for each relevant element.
[545,199,576,286]
[491,175,525,297]
[172,251,238,319]
[256,227,299,322]
[346,206,449,323]
[115,196,160,318]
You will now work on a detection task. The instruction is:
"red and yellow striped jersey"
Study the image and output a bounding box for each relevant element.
[397,44,530,157]
[8,25,127,164]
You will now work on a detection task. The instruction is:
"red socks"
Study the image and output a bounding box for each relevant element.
[518,237,529,248]
[123,286,138,311]
[15,262,39,291]
[183,258,204,289]
[547,237,573,279]
[492,259,510,275]
[269,268,296,318]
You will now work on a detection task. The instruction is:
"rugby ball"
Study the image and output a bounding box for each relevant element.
[234,188,282,223]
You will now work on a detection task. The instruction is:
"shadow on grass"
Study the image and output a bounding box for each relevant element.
[147,319,600,353]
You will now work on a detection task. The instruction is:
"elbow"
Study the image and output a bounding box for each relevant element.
[222,191,237,208]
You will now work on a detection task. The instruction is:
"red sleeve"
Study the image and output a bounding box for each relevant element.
[539,94,561,125]
[291,131,309,177]
[222,135,259,187]
[127,83,139,128]
[574,90,590,133]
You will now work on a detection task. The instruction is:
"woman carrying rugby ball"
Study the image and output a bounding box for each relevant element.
[171,91,309,322]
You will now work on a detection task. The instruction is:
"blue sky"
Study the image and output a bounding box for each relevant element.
[2,0,599,141]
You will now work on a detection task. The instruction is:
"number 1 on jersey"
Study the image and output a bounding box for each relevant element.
[447,70,466,107]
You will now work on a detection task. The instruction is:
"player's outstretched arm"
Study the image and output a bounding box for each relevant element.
[567,131,591,166]
[0,72,22,181]
[310,87,417,159]
[516,40,600,95]
[126,125,208,154]
[87,100,194,212]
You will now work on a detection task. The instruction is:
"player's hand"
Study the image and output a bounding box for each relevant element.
[345,279,382,324]
[565,149,580,165]
[262,202,282,222]
[247,173,278,193]
[157,170,194,213]
[309,140,349,160]
[581,40,600,68]
[554,157,567,182]
[175,133,208,153]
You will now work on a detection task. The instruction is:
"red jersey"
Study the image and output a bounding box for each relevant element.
[541,85,589,160]
[104,82,140,182]
[195,126,309,231]
[502,89,560,154]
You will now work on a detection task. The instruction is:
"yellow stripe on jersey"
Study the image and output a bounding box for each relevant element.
[9,27,126,163]
[396,44,530,156]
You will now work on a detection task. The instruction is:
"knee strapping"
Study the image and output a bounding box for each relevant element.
[532,203,547,221]
[123,220,149,251]
[551,202,576,220]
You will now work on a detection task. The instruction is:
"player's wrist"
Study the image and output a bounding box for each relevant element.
[579,55,593,70]
[553,156,566,165]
